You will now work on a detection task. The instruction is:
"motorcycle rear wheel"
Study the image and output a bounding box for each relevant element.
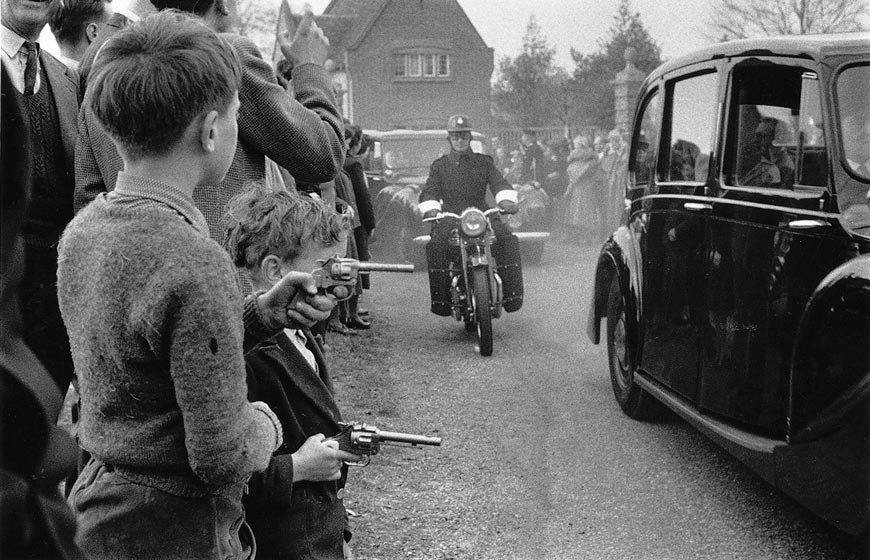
[471,267,493,356]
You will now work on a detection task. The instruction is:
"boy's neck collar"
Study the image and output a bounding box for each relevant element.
[122,160,201,200]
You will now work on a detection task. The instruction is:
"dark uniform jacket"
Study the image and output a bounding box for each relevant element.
[243,330,349,560]
[420,150,512,214]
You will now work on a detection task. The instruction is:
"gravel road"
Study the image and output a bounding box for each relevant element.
[327,239,865,560]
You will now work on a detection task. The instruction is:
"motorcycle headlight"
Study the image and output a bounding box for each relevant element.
[460,209,487,237]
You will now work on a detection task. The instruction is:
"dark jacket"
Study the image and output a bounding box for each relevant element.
[243,331,349,560]
[420,150,512,214]
[343,156,375,234]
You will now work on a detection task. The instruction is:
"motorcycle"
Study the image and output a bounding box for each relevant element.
[424,207,515,356]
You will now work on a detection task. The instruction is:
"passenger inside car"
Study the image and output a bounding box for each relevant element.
[738,116,795,188]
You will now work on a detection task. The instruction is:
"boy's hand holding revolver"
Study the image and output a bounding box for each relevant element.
[291,434,362,482]
[257,271,336,331]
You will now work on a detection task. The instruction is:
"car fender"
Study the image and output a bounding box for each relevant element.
[789,255,870,443]
[587,225,641,346]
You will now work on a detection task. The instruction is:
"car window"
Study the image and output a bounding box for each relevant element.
[665,71,718,182]
[794,72,827,188]
[723,64,806,190]
[632,90,660,187]
[837,64,870,181]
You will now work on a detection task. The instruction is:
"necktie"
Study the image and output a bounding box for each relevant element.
[23,41,38,96]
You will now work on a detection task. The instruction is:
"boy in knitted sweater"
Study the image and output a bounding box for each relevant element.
[57,12,332,560]
[223,182,362,559]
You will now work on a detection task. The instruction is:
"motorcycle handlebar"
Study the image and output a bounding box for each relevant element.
[422,207,508,223]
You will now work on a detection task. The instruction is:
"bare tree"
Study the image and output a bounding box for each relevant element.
[708,0,870,40]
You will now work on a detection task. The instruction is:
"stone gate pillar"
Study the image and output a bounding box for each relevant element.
[612,47,646,132]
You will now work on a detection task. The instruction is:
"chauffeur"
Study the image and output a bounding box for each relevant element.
[419,114,523,316]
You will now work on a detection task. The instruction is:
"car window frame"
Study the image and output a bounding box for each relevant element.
[718,56,830,202]
[658,64,723,191]
[627,84,662,200]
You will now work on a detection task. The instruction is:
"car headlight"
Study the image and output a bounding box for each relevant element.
[460,209,487,237]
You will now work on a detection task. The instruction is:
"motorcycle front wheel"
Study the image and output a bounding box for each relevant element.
[471,266,493,356]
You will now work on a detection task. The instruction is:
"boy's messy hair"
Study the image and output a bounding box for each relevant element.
[88,10,241,160]
[223,181,352,271]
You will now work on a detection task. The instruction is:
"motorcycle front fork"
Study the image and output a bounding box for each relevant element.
[449,266,504,321]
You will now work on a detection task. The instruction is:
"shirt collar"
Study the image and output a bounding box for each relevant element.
[112,172,210,236]
[1,25,28,59]
[448,149,472,163]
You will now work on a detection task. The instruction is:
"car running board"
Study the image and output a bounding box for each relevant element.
[633,370,784,484]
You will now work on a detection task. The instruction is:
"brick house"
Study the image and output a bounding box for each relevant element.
[315,0,495,131]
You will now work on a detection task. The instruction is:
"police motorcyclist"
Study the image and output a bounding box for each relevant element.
[419,114,523,316]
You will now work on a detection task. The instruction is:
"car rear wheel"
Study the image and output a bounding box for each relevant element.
[606,276,661,420]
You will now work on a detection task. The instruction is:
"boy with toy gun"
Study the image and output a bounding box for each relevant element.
[329,422,443,466]
[313,257,413,300]
[224,182,363,560]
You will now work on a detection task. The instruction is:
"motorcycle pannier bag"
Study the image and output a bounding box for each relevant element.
[493,233,523,312]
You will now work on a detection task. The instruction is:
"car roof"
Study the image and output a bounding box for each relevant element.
[648,32,870,82]
[363,129,485,141]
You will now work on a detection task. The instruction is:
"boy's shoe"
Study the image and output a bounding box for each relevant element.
[345,317,371,330]
[328,322,358,336]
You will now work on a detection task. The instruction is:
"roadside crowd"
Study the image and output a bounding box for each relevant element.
[493,128,630,245]
[2,0,380,558]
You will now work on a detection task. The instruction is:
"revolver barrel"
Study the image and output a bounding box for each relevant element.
[377,430,442,447]
[357,262,415,274]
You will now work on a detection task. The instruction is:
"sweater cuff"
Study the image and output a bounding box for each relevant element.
[243,292,279,353]
[251,401,283,452]
[495,189,518,204]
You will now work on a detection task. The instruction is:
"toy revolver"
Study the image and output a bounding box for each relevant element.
[327,422,442,467]
[312,257,414,300]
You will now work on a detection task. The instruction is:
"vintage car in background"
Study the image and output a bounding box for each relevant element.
[587,33,870,534]
[363,129,550,266]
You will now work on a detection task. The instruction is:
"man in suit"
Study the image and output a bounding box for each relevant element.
[1,64,85,560]
[74,0,345,251]
[76,0,154,87]
[47,0,114,70]
[1,0,80,392]
[224,182,361,560]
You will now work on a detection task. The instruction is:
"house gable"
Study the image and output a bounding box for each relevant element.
[329,0,494,131]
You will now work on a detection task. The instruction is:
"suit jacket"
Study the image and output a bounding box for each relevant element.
[39,50,80,185]
[1,64,85,559]
[74,31,345,245]
[243,331,349,559]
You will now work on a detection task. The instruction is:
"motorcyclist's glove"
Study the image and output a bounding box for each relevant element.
[498,201,519,215]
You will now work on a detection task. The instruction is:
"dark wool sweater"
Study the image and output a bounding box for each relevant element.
[57,189,281,497]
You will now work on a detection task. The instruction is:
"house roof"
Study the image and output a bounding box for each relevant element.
[322,0,390,50]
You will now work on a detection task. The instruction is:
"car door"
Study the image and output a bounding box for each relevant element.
[637,64,721,402]
[698,59,860,437]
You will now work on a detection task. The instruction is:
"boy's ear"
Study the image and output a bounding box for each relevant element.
[260,254,285,283]
[199,110,220,153]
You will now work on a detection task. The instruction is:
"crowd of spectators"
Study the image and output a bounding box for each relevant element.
[494,127,630,244]
[1,0,376,557]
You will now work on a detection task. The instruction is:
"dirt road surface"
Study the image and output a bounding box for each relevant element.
[327,239,864,560]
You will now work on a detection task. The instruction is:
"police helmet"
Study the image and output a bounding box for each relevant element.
[447,114,473,133]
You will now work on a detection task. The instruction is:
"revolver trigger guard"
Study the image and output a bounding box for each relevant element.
[344,455,371,467]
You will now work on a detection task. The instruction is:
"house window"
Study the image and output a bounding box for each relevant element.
[438,54,449,76]
[393,52,451,80]
[423,54,435,76]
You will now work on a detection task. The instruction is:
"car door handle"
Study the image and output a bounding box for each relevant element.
[683,202,712,211]
[788,219,829,229]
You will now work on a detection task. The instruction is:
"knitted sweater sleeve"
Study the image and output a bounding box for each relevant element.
[154,245,282,487]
